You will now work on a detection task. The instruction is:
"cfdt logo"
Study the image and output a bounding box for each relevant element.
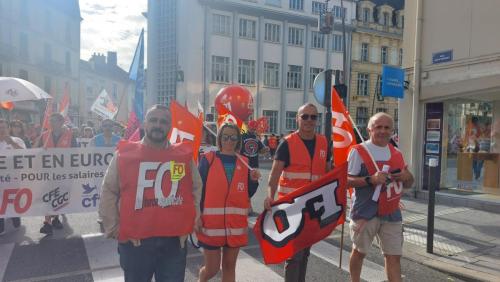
[82,184,99,208]
[42,187,70,211]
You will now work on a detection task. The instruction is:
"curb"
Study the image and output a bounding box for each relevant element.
[403,245,499,282]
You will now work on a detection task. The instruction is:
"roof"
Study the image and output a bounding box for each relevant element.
[369,0,404,10]
[80,60,130,82]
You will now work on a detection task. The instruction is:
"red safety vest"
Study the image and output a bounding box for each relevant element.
[117,141,196,241]
[196,152,250,248]
[41,128,72,148]
[277,132,328,198]
[353,143,406,216]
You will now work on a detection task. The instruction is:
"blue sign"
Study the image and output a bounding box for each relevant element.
[381,65,404,98]
[432,50,453,64]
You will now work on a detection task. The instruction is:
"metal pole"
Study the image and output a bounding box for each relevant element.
[426,160,437,253]
[324,69,333,152]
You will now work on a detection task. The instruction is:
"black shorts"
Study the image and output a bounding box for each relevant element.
[198,240,228,250]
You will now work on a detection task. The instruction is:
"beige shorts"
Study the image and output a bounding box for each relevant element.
[349,217,403,255]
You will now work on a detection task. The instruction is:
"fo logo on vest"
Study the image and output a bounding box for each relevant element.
[135,161,186,210]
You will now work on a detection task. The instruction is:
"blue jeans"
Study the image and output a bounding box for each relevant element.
[473,160,484,179]
[118,237,187,282]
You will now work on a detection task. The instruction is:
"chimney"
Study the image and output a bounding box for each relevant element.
[107,51,117,66]
[90,53,106,67]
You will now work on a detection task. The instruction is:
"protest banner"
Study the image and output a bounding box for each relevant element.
[76,138,92,148]
[90,89,118,120]
[0,147,114,218]
[253,163,347,264]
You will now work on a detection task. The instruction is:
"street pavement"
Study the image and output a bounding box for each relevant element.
[0,162,496,281]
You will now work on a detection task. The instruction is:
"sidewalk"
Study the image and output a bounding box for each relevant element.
[400,195,500,282]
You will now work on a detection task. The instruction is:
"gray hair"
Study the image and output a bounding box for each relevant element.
[297,103,318,114]
[367,112,394,129]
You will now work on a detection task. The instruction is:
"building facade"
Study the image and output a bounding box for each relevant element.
[147,0,357,134]
[402,0,500,199]
[0,0,81,123]
[79,52,132,126]
[349,0,404,137]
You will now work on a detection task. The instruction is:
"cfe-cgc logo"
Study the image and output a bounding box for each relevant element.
[42,187,70,212]
[81,183,99,208]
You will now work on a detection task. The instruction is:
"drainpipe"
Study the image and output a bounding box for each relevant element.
[411,0,423,196]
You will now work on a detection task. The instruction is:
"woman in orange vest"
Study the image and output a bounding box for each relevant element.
[197,123,260,282]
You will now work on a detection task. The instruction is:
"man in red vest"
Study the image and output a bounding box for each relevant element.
[264,103,331,282]
[347,112,414,282]
[36,113,77,235]
[99,105,202,282]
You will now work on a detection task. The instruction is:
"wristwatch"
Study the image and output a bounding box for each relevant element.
[364,176,372,186]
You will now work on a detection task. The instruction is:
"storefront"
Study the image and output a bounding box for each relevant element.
[421,99,500,197]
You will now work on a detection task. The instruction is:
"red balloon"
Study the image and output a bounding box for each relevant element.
[215,85,254,121]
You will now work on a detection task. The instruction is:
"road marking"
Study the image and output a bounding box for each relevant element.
[311,241,387,282]
[0,243,15,282]
[248,217,387,281]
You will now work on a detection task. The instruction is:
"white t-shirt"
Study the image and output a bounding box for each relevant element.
[0,136,27,150]
[347,140,392,176]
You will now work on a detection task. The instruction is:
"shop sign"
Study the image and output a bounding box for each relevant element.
[381,66,405,98]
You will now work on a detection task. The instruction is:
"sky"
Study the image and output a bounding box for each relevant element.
[79,0,147,70]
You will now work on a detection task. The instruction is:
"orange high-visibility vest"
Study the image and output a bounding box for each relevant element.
[196,152,250,247]
[353,143,406,216]
[117,141,196,241]
[277,132,328,198]
[41,128,73,148]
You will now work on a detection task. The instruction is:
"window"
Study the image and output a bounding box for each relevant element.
[309,67,323,89]
[112,83,118,100]
[376,75,384,101]
[263,110,278,133]
[399,48,403,66]
[238,59,256,85]
[381,46,388,64]
[383,12,391,26]
[264,62,280,87]
[44,43,52,62]
[286,111,298,130]
[212,56,230,82]
[332,34,343,52]
[394,109,399,125]
[333,6,346,18]
[239,18,256,39]
[401,15,404,29]
[311,31,324,49]
[357,73,369,96]
[356,107,369,129]
[19,69,28,80]
[315,113,323,133]
[288,27,304,46]
[264,23,281,43]
[289,0,303,11]
[45,10,52,33]
[19,33,28,58]
[363,8,370,23]
[65,21,72,45]
[311,1,325,15]
[287,65,302,89]
[213,14,231,35]
[376,108,387,113]
[65,52,71,72]
[361,43,369,62]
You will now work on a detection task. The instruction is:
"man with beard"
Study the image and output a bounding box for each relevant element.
[99,105,202,281]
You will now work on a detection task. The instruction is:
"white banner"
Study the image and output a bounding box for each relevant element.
[77,138,92,148]
[0,147,115,218]
[90,89,118,120]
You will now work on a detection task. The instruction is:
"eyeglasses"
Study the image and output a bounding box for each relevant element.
[299,114,318,121]
[222,135,239,142]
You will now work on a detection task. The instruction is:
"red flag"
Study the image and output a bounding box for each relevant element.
[42,99,54,130]
[59,83,72,125]
[0,102,14,111]
[168,101,203,160]
[128,128,141,142]
[332,88,357,166]
[216,104,247,132]
[253,163,347,264]
[124,110,140,140]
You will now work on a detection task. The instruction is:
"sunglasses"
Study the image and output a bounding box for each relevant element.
[300,114,318,121]
[222,135,239,142]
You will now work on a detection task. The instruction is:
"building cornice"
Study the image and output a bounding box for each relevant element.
[199,0,355,32]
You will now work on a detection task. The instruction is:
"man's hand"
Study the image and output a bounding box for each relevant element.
[250,169,261,181]
[391,169,411,183]
[264,196,273,211]
[194,216,203,233]
[370,171,389,186]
